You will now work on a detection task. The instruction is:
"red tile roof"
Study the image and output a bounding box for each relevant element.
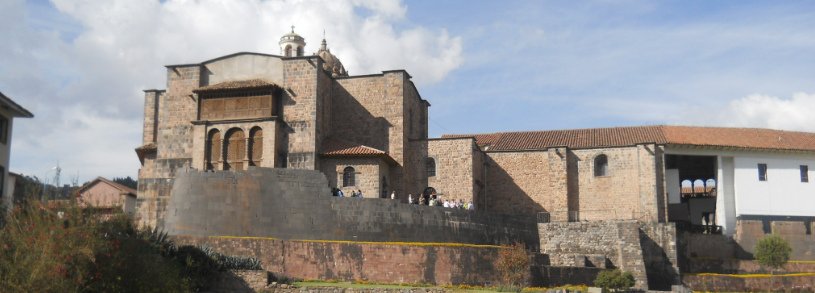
[662,126,815,151]
[193,79,280,93]
[320,138,387,156]
[443,125,815,152]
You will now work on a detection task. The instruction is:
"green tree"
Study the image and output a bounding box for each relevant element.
[495,241,529,288]
[112,176,138,190]
[754,234,792,289]
[594,269,635,292]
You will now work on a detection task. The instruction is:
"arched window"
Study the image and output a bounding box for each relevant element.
[206,129,221,171]
[285,45,293,57]
[426,158,436,177]
[594,154,608,177]
[296,46,303,57]
[223,128,246,171]
[343,167,355,187]
[249,127,262,167]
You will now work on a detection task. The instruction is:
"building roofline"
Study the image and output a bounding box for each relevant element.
[0,91,34,118]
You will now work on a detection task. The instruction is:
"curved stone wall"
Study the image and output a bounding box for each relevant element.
[164,167,538,245]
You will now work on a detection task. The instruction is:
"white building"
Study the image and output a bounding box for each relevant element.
[662,126,815,235]
[0,91,34,210]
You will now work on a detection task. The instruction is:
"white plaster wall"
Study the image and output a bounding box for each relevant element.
[734,156,815,217]
[666,169,681,204]
[203,54,284,85]
[0,109,13,204]
[666,148,815,234]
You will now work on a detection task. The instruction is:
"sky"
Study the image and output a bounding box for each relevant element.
[2,0,815,185]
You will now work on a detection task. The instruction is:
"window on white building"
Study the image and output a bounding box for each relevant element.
[758,163,768,181]
[801,165,809,183]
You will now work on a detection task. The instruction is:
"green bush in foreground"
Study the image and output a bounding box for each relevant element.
[594,269,635,292]
[754,234,792,272]
[0,199,192,292]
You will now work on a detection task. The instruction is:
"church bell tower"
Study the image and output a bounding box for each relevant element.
[279,26,306,57]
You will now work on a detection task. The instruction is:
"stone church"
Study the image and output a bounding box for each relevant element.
[135,31,815,290]
[136,30,815,246]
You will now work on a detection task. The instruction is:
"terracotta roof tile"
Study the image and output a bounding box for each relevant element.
[321,138,387,156]
[443,125,815,152]
[193,79,280,93]
[662,126,815,151]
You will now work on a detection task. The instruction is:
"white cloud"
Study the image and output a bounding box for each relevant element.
[676,92,815,132]
[3,0,462,183]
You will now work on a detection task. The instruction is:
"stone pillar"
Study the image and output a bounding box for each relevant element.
[142,90,163,144]
[548,146,570,222]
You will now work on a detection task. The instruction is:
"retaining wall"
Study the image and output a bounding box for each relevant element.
[164,167,538,245]
[175,235,504,285]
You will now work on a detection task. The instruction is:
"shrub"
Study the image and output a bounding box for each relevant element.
[754,234,793,289]
[495,241,529,287]
[594,269,635,292]
[175,245,223,291]
[0,199,192,292]
[754,234,792,271]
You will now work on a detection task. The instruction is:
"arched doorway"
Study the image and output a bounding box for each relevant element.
[223,128,245,170]
[249,127,262,167]
[206,129,221,171]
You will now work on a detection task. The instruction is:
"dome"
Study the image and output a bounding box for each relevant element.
[279,32,305,44]
[314,39,347,77]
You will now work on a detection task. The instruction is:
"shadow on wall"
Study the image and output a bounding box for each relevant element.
[484,156,546,217]
[330,81,392,153]
[639,228,680,291]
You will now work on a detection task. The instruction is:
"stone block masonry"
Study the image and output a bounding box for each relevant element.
[164,167,538,246]
[538,221,681,290]
[174,235,505,286]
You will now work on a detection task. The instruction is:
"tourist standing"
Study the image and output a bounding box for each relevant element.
[408,194,414,204]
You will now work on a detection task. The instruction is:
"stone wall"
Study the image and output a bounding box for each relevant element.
[682,220,815,261]
[534,266,604,288]
[682,274,815,292]
[320,157,385,199]
[427,138,478,205]
[570,145,660,222]
[639,222,680,290]
[688,258,815,274]
[538,221,651,290]
[164,167,538,245]
[485,151,552,216]
[282,57,321,170]
[174,235,506,285]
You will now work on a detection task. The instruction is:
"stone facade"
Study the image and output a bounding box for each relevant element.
[164,167,538,245]
[538,221,680,291]
[174,235,508,286]
[136,35,432,227]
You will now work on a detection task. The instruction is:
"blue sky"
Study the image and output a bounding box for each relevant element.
[2,0,815,184]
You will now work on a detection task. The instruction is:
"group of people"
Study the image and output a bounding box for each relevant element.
[331,188,363,198]
[331,188,475,210]
[406,193,474,210]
